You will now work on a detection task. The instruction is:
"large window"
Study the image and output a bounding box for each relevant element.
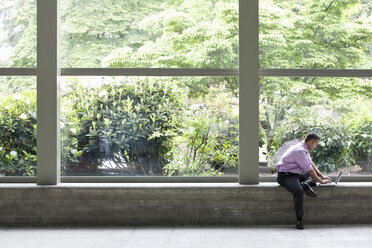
[1,0,241,182]
[0,0,37,180]
[0,0,370,184]
[59,0,239,178]
[258,0,372,179]
[259,77,372,177]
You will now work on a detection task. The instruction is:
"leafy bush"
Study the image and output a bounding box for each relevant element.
[270,116,351,173]
[347,111,372,171]
[163,88,238,176]
[0,90,37,176]
[61,78,183,176]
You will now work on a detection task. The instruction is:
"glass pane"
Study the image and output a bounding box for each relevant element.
[0,76,37,176]
[0,0,36,67]
[259,0,372,69]
[259,77,372,178]
[61,76,239,176]
[61,0,238,68]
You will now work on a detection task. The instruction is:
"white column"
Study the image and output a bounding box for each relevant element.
[37,0,60,185]
[239,0,259,184]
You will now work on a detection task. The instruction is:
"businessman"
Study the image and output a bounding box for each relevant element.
[276,132,332,229]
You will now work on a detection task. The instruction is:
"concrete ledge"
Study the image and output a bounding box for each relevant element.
[0,183,371,226]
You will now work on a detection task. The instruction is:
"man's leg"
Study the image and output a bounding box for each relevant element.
[300,173,317,187]
[277,173,304,218]
[299,173,318,197]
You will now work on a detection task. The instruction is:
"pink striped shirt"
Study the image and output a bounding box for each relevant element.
[276,141,314,174]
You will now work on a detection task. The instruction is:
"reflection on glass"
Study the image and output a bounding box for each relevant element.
[0,77,37,176]
[0,0,36,67]
[259,0,372,69]
[259,77,372,177]
[61,76,239,176]
[61,0,238,68]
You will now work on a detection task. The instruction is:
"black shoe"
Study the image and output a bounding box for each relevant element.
[301,182,317,198]
[309,182,317,187]
[296,220,304,229]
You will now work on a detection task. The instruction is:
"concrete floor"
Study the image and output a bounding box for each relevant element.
[0,226,372,248]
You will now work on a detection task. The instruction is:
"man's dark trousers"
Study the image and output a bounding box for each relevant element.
[277,172,316,218]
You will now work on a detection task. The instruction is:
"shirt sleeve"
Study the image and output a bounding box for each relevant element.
[307,153,315,166]
[293,150,314,172]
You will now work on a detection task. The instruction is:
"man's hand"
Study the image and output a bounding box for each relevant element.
[320,179,332,184]
[321,175,332,181]
[308,169,331,184]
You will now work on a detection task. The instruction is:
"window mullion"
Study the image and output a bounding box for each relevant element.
[239,0,259,184]
[36,0,60,185]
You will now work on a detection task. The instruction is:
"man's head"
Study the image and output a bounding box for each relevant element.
[305,132,320,151]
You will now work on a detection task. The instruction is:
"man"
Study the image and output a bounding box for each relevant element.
[276,132,332,229]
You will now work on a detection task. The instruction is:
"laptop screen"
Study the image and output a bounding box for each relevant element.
[335,170,343,184]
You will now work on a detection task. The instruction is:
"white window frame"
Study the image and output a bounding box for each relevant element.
[0,0,371,184]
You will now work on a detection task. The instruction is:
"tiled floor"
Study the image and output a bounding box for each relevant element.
[0,225,371,248]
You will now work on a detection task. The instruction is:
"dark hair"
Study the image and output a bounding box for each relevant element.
[305,132,320,142]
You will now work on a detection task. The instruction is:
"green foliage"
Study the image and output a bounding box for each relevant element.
[260,77,372,135]
[346,110,372,171]
[1,0,37,68]
[0,0,162,68]
[260,0,372,69]
[61,78,184,176]
[103,0,238,69]
[270,116,351,172]
[0,90,37,176]
[0,0,36,90]
[260,77,325,131]
[163,87,238,176]
[61,0,162,67]
[102,0,239,96]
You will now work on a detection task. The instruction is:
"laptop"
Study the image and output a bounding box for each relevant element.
[317,170,343,186]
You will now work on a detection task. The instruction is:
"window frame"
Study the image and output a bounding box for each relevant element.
[0,0,371,184]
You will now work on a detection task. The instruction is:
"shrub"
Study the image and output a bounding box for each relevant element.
[61,78,183,176]
[270,116,351,173]
[0,90,37,176]
[347,111,372,171]
[163,88,238,176]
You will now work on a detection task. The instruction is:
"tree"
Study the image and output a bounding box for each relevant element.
[0,0,36,92]
[259,0,372,152]
[61,0,162,67]
[102,0,239,96]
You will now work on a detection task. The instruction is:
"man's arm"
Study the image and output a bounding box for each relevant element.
[312,165,332,181]
[307,169,331,184]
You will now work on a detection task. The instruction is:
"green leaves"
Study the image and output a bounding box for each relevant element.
[60,78,183,176]
[103,0,238,71]
[163,87,238,176]
[0,90,37,176]
[346,110,372,171]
